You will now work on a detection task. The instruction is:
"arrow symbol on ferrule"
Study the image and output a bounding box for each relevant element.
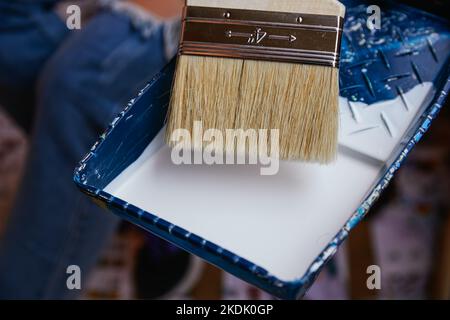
[268,34,297,42]
[226,28,297,44]
[226,31,253,40]
[226,28,268,44]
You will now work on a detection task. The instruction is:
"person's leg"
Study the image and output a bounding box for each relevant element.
[0,7,173,299]
[0,1,68,131]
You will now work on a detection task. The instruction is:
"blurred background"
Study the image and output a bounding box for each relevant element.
[0,0,449,300]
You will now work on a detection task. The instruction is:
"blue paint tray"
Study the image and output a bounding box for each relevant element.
[74,0,450,299]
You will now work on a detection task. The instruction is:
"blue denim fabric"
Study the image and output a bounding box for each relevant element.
[0,1,68,131]
[0,2,171,299]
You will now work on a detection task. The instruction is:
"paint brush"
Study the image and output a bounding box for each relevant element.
[166,0,345,163]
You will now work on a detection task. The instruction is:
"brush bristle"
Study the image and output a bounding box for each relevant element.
[166,55,339,163]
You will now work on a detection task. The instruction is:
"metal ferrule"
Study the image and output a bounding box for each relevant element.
[179,6,344,68]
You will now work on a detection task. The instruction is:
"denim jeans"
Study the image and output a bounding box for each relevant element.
[0,0,176,299]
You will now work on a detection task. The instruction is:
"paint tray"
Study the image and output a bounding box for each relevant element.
[74,0,450,299]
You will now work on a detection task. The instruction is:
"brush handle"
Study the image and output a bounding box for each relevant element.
[187,0,345,17]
